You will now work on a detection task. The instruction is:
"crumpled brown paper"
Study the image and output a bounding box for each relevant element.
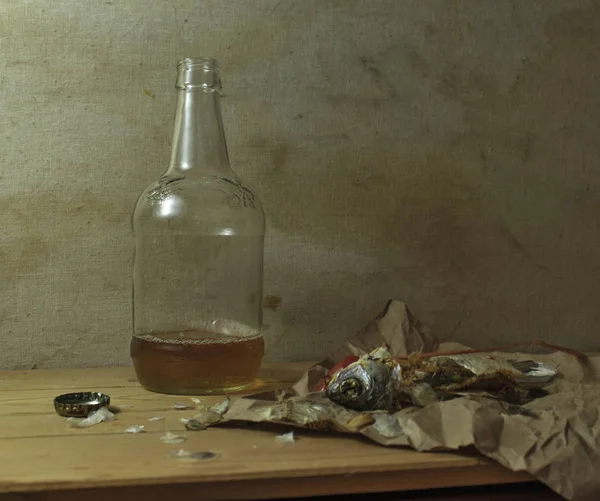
[223,300,600,501]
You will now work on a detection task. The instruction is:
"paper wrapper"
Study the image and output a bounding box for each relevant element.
[222,300,600,501]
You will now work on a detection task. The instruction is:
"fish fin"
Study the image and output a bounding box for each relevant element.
[369,345,392,361]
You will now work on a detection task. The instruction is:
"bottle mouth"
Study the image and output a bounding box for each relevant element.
[177,57,219,72]
[176,57,221,90]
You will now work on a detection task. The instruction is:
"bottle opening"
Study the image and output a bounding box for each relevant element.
[177,57,219,72]
[176,57,221,90]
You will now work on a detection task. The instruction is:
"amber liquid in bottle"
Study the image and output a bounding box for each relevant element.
[131,330,264,394]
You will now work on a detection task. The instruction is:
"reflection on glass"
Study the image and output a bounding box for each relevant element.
[158,195,181,218]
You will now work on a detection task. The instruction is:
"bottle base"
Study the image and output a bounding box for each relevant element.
[130,330,265,396]
[136,380,259,396]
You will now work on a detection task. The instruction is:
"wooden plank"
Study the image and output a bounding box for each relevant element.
[0,392,276,439]
[0,368,138,391]
[0,363,309,391]
[0,427,530,495]
[0,386,191,417]
[0,467,535,501]
[0,363,306,425]
[0,386,284,418]
[0,410,192,439]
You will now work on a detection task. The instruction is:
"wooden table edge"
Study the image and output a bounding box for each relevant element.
[0,460,533,499]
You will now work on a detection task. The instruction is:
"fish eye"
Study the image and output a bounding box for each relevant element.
[340,378,364,398]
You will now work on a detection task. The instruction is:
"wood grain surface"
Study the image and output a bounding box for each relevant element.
[0,366,534,500]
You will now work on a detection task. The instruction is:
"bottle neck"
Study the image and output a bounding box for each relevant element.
[166,67,232,178]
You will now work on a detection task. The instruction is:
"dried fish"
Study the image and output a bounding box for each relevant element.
[160,431,186,444]
[275,431,295,445]
[326,346,558,412]
[68,407,115,428]
[148,416,165,422]
[124,425,145,433]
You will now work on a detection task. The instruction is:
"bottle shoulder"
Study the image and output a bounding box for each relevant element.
[140,174,261,204]
[133,174,265,233]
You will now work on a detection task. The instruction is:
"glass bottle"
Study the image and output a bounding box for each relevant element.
[130,57,265,395]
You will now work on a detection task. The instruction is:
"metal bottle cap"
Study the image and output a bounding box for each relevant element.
[54,392,111,417]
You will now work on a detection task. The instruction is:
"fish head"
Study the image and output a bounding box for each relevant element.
[325,358,390,411]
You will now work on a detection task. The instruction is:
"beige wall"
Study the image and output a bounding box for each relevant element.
[1,0,599,368]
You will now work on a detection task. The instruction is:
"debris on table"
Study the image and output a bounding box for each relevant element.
[169,449,217,460]
[148,416,165,422]
[171,402,194,410]
[275,431,295,445]
[192,451,217,460]
[160,431,186,444]
[169,449,193,458]
[67,407,115,428]
[208,397,231,415]
[180,417,206,431]
[124,425,145,433]
[182,397,230,431]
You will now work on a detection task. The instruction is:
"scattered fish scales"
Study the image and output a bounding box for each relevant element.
[171,402,194,410]
[160,431,186,444]
[170,449,193,458]
[274,431,295,445]
[185,397,231,429]
[68,407,115,428]
[183,419,207,431]
[124,425,145,433]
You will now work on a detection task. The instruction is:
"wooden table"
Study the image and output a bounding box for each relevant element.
[0,365,551,501]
